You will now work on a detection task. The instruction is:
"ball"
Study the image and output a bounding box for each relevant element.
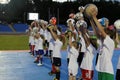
[84,4,98,18]
[114,19,120,29]
[74,12,83,20]
[76,20,87,28]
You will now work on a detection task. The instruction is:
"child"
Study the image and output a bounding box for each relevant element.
[48,17,58,75]
[34,33,45,66]
[48,25,64,80]
[89,9,116,80]
[39,20,49,57]
[68,31,80,80]
[80,27,97,80]
[29,21,39,56]
[65,30,76,65]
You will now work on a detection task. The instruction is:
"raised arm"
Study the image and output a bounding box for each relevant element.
[49,27,58,41]
[92,16,107,38]
[68,31,72,48]
[81,28,90,47]
[90,19,100,38]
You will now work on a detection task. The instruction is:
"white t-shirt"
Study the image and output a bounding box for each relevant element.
[52,39,63,58]
[30,36,35,45]
[29,29,35,45]
[48,32,54,50]
[47,32,52,42]
[34,38,39,51]
[96,35,115,74]
[117,56,120,69]
[97,39,102,53]
[44,29,48,40]
[67,37,75,59]
[38,37,43,50]
[68,47,79,76]
[67,45,71,59]
[80,44,96,70]
[39,28,44,35]
[79,34,86,52]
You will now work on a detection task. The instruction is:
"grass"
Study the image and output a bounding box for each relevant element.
[0,35,119,50]
[0,35,29,50]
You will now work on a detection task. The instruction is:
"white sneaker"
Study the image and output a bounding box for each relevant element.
[37,63,43,66]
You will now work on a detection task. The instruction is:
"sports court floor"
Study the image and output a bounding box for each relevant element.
[0,49,119,80]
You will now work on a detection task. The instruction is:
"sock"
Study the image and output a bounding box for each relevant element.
[29,44,31,52]
[56,71,60,80]
[31,45,35,56]
[46,48,48,55]
[49,50,53,58]
[40,57,43,64]
[36,56,39,61]
[32,51,34,56]
[52,64,56,73]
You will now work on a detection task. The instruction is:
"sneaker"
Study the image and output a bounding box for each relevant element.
[37,63,43,66]
[53,77,58,80]
[77,76,82,80]
[44,54,48,57]
[29,51,31,53]
[34,60,39,63]
[30,54,34,57]
[48,71,56,76]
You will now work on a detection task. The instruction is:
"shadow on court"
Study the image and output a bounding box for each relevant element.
[0,50,119,80]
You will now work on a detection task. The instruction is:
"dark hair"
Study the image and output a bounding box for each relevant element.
[104,25,116,39]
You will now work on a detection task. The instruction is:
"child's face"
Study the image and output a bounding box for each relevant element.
[72,41,78,49]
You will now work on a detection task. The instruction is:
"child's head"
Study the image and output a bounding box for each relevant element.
[98,17,109,28]
[104,25,117,39]
[72,41,80,50]
[34,33,40,39]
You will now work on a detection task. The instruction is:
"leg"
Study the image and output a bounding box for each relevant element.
[34,51,39,63]
[55,66,60,80]
[31,45,35,56]
[116,69,120,80]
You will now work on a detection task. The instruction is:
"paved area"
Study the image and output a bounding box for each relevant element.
[0,50,119,80]
[0,51,68,80]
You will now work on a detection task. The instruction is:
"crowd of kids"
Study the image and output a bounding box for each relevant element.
[27,4,120,80]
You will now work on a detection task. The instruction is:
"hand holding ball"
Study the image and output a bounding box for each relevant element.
[84,4,98,18]
[47,25,54,32]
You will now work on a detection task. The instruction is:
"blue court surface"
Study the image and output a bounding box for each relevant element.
[0,50,119,80]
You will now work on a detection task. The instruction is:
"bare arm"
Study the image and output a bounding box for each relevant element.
[68,32,72,48]
[81,28,90,47]
[92,16,107,38]
[49,27,58,41]
[90,19,100,38]
[115,32,120,44]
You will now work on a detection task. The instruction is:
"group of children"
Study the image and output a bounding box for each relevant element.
[27,4,120,80]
